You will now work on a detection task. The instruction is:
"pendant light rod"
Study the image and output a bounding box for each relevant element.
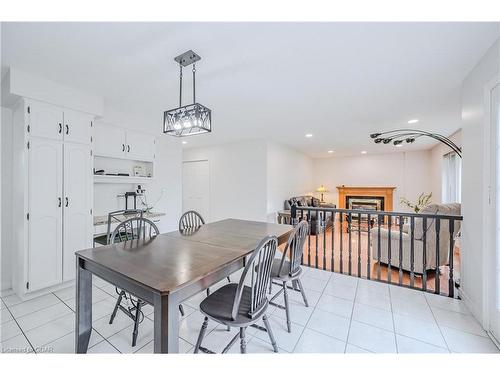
[193,63,196,104]
[179,65,183,107]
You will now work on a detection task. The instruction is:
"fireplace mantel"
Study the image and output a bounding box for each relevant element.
[336,186,396,211]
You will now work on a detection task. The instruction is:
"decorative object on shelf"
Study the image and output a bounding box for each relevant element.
[370,129,462,157]
[163,50,212,137]
[133,166,143,177]
[400,192,432,213]
[316,185,330,203]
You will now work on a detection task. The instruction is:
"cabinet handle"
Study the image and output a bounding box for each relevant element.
[127,145,130,153]
[65,197,69,207]
[59,123,62,134]
[65,124,69,135]
[58,197,62,207]
[122,144,125,152]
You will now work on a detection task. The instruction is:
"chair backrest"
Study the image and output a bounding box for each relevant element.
[178,210,205,232]
[276,220,309,277]
[231,235,278,320]
[106,209,144,244]
[110,217,159,244]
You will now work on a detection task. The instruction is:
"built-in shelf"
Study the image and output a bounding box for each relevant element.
[93,175,153,184]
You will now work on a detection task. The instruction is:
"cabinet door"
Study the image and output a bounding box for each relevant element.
[29,101,64,141]
[126,130,155,161]
[28,138,63,291]
[63,109,93,145]
[63,143,93,281]
[94,123,127,159]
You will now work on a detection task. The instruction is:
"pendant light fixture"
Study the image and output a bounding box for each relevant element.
[163,50,212,137]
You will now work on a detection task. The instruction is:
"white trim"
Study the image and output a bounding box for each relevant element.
[484,73,500,334]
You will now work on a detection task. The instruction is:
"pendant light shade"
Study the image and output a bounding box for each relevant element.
[163,50,212,137]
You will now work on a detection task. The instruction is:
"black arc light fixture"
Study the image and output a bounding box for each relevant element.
[163,50,212,137]
[370,129,462,157]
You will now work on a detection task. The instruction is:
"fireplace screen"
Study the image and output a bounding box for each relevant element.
[345,196,385,232]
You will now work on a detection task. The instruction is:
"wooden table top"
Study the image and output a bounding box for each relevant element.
[76,219,293,294]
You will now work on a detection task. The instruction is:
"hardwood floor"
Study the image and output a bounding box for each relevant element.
[280,225,460,296]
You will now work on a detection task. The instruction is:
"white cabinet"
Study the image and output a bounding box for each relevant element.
[64,109,93,145]
[11,98,94,297]
[126,130,155,161]
[28,138,63,291]
[29,101,63,141]
[63,143,93,282]
[94,122,155,162]
[94,123,127,159]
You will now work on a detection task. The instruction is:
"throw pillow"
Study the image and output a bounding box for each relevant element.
[311,197,321,207]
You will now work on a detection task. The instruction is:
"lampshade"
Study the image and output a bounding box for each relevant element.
[316,185,329,193]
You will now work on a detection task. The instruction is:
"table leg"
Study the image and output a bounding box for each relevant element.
[75,256,92,353]
[154,293,179,353]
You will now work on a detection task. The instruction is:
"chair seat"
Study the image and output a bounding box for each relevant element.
[93,234,108,246]
[200,284,266,325]
[270,259,302,280]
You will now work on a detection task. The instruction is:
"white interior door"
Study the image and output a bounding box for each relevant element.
[63,109,93,145]
[182,160,210,221]
[63,143,92,282]
[491,83,500,342]
[28,138,63,291]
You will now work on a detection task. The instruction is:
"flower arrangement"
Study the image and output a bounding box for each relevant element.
[400,192,432,213]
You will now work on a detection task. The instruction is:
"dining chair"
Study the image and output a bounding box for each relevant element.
[107,217,159,347]
[194,235,279,354]
[93,209,144,247]
[269,220,309,333]
[179,210,231,288]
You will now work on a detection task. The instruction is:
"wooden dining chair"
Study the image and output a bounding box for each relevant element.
[107,217,160,347]
[194,235,279,354]
[268,220,309,333]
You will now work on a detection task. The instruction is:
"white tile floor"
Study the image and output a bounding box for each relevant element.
[1,267,499,354]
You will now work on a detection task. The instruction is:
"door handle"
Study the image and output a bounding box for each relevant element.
[127,145,130,153]
[58,197,62,207]
[65,124,69,135]
[65,197,69,207]
[59,123,62,134]
[122,144,125,152]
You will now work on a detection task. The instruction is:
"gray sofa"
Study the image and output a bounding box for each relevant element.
[284,195,336,235]
[369,203,461,274]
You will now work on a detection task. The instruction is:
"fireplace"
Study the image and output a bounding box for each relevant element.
[346,196,385,212]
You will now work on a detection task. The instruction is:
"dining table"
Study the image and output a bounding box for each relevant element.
[75,218,293,353]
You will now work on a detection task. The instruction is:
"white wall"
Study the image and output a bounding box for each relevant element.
[266,141,314,220]
[1,106,13,291]
[94,106,182,233]
[313,150,433,212]
[429,130,462,204]
[460,38,500,324]
[183,139,268,222]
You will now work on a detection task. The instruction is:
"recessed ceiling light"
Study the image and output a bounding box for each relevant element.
[305,133,313,138]
[182,141,187,144]
[361,151,367,154]
[328,150,334,154]
[408,119,419,124]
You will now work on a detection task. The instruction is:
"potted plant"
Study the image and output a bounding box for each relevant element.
[400,192,432,213]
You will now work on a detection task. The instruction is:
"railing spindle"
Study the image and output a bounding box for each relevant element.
[348,212,352,276]
[340,214,344,274]
[367,213,371,280]
[323,210,327,271]
[422,217,427,292]
[357,213,362,277]
[387,215,392,284]
[315,209,319,269]
[307,208,311,267]
[410,216,415,288]
[398,215,403,286]
[377,214,382,281]
[435,218,440,295]
[448,220,455,298]
[331,212,335,272]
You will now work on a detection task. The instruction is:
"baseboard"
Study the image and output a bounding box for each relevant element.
[488,331,500,350]
[459,288,485,328]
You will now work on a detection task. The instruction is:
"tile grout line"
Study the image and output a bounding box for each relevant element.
[424,294,451,352]
[289,272,331,353]
[1,301,37,354]
[388,285,398,353]
[343,278,359,353]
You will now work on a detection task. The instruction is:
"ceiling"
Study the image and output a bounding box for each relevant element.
[2,22,499,157]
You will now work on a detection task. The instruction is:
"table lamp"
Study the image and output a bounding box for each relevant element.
[316,185,329,203]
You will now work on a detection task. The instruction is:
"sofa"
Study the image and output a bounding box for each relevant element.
[369,203,461,274]
[284,195,336,235]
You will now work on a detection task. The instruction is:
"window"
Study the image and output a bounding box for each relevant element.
[442,151,461,203]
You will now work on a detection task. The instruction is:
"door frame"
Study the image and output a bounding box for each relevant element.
[182,159,210,222]
[484,73,500,343]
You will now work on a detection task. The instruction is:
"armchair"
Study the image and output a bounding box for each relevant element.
[369,203,461,274]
